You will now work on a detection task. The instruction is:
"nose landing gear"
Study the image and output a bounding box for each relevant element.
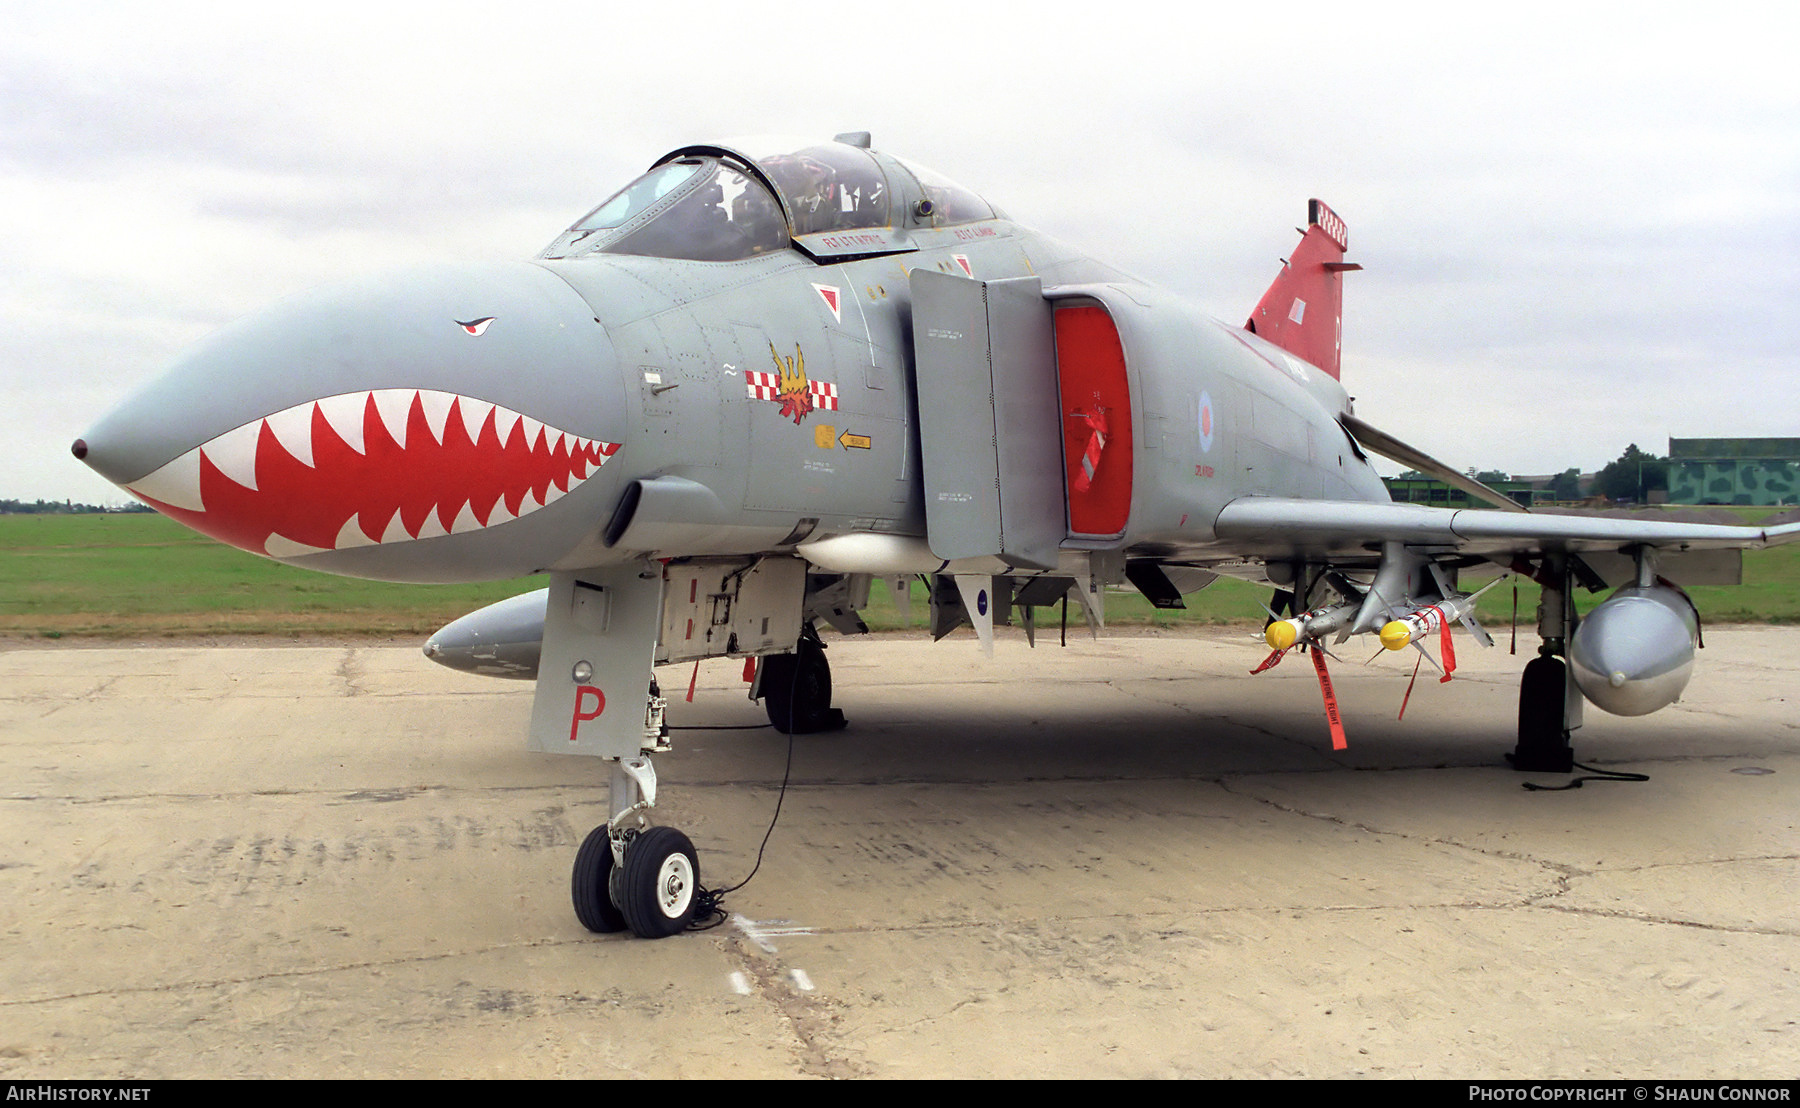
[543,568,839,938]
[573,823,701,938]
[570,752,708,938]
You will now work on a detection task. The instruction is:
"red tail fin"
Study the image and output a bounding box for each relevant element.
[1245,200,1361,380]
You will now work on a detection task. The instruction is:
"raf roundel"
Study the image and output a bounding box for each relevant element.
[1198,391,1215,454]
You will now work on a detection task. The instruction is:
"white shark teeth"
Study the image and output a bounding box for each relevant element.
[417,390,454,444]
[258,390,557,456]
[335,514,377,550]
[125,448,204,512]
[126,389,617,552]
[264,403,316,467]
[414,508,449,541]
[264,533,330,559]
[458,397,495,442]
[492,406,522,446]
[369,389,414,449]
[449,501,484,535]
[203,421,263,491]
[379,512,412,545]
[316,393,368,454]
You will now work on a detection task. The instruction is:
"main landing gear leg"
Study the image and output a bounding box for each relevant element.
[1510,556,1580,773]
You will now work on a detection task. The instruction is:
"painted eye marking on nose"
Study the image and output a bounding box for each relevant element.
[457,317,496,336]
[124,389,619,559]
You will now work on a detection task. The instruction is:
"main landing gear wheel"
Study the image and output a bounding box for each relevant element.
[571,824,627,933]
[611,826,700,939]
[1510,653,1576,773]
[761,637,847,734]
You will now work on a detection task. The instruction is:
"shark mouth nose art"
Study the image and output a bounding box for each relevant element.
[124,389,620,558]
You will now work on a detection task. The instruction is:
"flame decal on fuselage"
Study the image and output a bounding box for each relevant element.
[124,389,619,559]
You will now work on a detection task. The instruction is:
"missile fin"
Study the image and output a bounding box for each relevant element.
[1426,562,1459,603]
[1461,613,1495,648]
[1411,639,1446,675]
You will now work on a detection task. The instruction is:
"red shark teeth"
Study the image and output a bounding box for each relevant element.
[125,389,619,559]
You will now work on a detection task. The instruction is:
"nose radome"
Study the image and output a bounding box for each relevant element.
[76,262,630,573]
[79,261,617,485]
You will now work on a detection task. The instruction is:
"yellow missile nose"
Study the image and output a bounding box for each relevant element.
[1265,620,1298,651]
[1379,621,1412,651]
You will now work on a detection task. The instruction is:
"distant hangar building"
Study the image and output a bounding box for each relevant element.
[1666,438,1799,506]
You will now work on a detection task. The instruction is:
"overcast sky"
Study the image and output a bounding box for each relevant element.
[6,3,1796,504]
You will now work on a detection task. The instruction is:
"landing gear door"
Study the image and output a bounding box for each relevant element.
[909,269,1063,570]
[529,566,664,759]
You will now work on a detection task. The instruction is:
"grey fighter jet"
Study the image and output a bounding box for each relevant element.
[75,133,1800,938]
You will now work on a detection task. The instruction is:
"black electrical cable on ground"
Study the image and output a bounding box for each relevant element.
[1522,761,1650,791]
[682,652,805,931]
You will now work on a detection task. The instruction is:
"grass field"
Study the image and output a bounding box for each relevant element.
[0,513,542,637]
[2,509,1796,639]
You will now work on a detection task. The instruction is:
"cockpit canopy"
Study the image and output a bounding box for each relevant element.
[541,137,997,263]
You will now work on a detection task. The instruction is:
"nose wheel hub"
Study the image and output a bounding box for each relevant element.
[656,852,694,917]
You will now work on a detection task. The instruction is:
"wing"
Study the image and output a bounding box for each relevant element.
[1212,495,1800,585]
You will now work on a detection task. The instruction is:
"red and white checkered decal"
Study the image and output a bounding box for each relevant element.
[745,370,781,402]
[1309,199,1348,251]
[744,372,838,410]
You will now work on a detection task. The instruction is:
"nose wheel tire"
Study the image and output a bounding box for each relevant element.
[572,824,628,933]
[612,826,700,938]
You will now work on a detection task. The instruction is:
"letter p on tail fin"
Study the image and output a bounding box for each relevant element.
[1245,199,1362,380]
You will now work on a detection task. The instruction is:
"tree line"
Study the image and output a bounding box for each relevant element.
[0,498,154,514]
[1403,444,1670,503]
